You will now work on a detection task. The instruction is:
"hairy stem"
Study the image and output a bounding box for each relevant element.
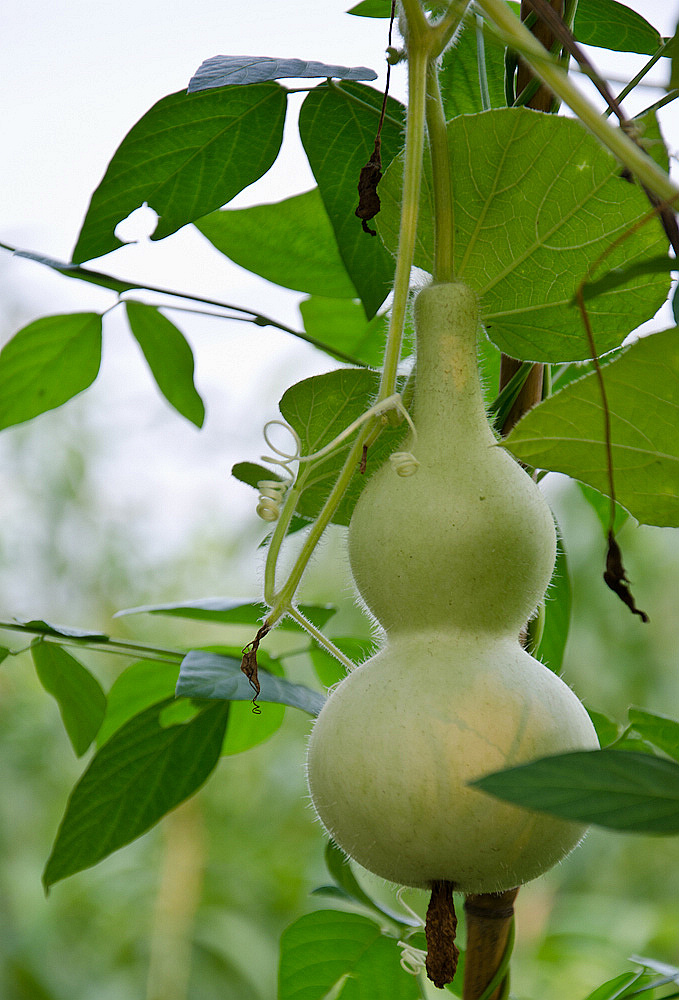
[426,58,455,282]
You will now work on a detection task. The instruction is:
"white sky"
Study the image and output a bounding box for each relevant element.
[0,0,677,617]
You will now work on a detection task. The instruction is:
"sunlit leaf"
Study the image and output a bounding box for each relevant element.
[73,84,287,262]
[278,910,420,1000]
[0,314,102,430]
[125,301,205,426]
[11,619,109,642]
[574,0,662,55]
[196,189,357,299]
[176,650,326,716]
[300,297,389,367]
[473,749,679,833]
[505,328,679,527]
[31,641,107,757]
[299,82,405,318]
[581,970,646,1000]
[43,699,229,889]
[378,109,668,362]
[188,55,377,91]
[347,0,392,16]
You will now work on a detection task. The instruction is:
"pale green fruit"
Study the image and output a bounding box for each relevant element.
[306,281,598,893]
[307,631,599,892]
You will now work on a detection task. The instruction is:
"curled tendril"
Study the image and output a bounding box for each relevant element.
[395,887,427,976]
[255,393,420,522]
[256,420,302,522]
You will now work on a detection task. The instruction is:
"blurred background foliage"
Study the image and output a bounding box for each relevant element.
[0,341,678,999]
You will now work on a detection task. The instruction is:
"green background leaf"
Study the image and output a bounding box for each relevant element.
[125,301,205,426]
[96,660,179,747]
[176,650,326,716]
[505,328,679,527]
[73,84,287,262]
[188,55,377,91]
[299,82,405,318]
[438,13,508,118]
[116,598,335,631]
[535,540,571,675]
[196,189,357,299]
[378,109,668,362]
[278,910,420,1000]
[300,297,389,367]
[43,699,229,889]
[628,708,679,762]
[573,0,662,55]
[0,313,102,430]
[473,749,679,834]
[31,642,107,757]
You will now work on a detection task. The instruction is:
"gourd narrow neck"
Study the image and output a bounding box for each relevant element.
[411,283,492,459]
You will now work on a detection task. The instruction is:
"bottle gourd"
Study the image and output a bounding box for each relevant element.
[307,282,598,894]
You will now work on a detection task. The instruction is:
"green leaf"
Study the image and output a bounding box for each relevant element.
[188,56,377,91]
[438,13,507,118]
[0,313,102,430]
[125,301,205,426]
[473,749,679,834]
[505,328,679,527]
[43,699,229,889]
[309,637,376,688]
[347,0,392,16]
[278,910,420,1000]
[278,368,407,526]
[73,84,287,263]
[378,109,668,362]
[176,650,326,716]
[535,540,571,675]
[300,297,389,367]
[31,641,107,757]
[582,970,646,1000]
[573,0,662,55]
[0,646,10,666]
[588,709,624,748]
[578,482,629,536]
[11,619,110,642]
[323,840,416,926]
[628,708,679,763]
[2,245,138,294]
[96,659,178,747]
[299,82,405,318]
[196,189,357,299]
[115,598,335,631]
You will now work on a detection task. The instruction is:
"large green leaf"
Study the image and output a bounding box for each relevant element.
[43,699,229,889]
[574,0,662,55]
[96,660,179,747]
[300,297,389,367]
[505,328,679,527]
[0,313,102,430]
[176,650,326,716]
[125,301,205,426]
[73,84,287,262]
[278,910,420,1000]
[299,82,405,318]
[378,109,668,362]
[31,642,107,757]
[196,189,357,299]
[277,368,407,525]
[473,749,679,834]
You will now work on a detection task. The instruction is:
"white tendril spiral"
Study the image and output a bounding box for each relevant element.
[395,887,427,976]
[256,420,302,523]
[254,394,419,521]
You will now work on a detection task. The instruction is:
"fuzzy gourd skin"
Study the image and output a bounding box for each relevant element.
[306,282,599,893]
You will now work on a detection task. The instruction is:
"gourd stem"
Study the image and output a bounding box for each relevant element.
[463,889,518,1000]
[263,477,308,605]
[284,606,355,671]
[476,0,679,205]
[378,39,429,402]
[426,58,455,282]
